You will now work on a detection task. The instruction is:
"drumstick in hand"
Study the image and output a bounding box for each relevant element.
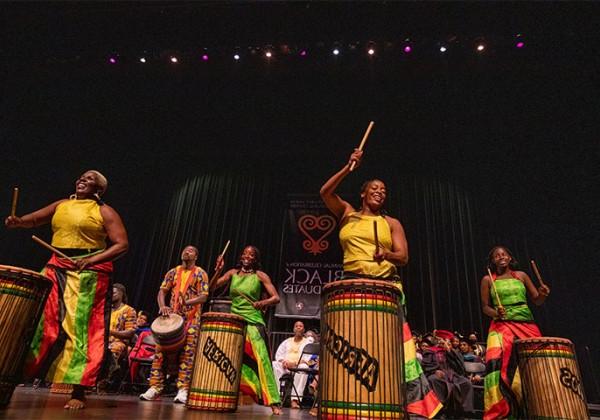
[349,121,375,172]
[530,260,547,288]
[208,240,231,290]
[32,235,76,264]
[487,267,504,315]
[10,187,19,217]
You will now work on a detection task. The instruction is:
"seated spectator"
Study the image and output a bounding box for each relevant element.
[421,330,474,417]
[272,321,312,409]
[468,332,486,360]
[128,311,155,384]
[99,283,136,391]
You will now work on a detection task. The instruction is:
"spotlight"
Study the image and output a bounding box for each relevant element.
[108,56,117,64]
[265,51,273,58]
[201,54,209,61]
[367,48,375,56]
[139,57,147,63]
[403,45,412,53]
[170,56,178,63]
[476,44,485,52]
[516,41,525,49]
[439,46,447,53]
[233,54,241,60]
[332,48,340,55]
[299,49,307,57]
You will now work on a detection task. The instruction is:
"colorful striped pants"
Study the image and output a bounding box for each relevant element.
[24,254,113,386]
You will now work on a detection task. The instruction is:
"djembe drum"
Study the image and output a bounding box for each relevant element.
[516,337,589,420]
[0,265,52,406]
[321,279,406,419]
[187,312,246,412]
[151,313,186,354]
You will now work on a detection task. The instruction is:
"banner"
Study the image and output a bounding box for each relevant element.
[275,195,343,319]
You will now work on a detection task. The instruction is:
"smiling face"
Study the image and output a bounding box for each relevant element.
[491,247,512,270]
[240,246,258,269]
[75,171,101,198]
[361,179,387,211]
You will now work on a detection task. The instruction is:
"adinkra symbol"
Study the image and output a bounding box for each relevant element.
[559,367,584,400]
[203,336,238,384]
[298,214,336,255]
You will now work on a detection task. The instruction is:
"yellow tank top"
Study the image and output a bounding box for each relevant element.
[339,212,397,278]
[51,199,107,249]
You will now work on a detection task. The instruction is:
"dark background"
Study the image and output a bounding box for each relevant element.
[1,2,599,401]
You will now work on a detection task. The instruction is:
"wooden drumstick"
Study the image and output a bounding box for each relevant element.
[373,220,380,254]
[10,187,19,217]
[487,267,504,312]
[208,239,232,290]
[31,235,76,264]
[349,121,375,172]
[530,260,547,287]
[236,290,256,305]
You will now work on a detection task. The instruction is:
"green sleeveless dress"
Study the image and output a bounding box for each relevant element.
[229,273,280,405]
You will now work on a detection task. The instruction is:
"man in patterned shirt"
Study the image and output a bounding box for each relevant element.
[108,283,137,360]
[140,245,209,404]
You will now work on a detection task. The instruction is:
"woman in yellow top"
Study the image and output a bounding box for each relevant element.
[320,149,443,418]
[5,170,128,409]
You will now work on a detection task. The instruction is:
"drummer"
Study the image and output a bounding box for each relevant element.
[320,149,443,418]
[139,245,210,404]
[481,245,550,419]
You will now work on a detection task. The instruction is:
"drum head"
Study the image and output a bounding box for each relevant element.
[208,299,232,313]
[516,337,574,346]
[151,313,184,335]
[0,265,52,283]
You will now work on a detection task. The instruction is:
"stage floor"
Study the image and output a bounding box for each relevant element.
[2,387,313,420]
[4,387,599,419]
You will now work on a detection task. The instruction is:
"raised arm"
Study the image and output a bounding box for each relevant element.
[212,268,237,290]
[76,205,129,270]
[254,271,280,310]
[5,199,66,229]
[319,150,362,220]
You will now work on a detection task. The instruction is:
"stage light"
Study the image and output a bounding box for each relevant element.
[201,54,209,61]
[139,57,146,63]
[476,44,485,52]
[233,54,240,60]
[367,48,375,56]
[265,51,273,58]
[108,56,117,64]
[516,41,525,48]
[332,48,340,56]
[170,56,178,63]
[299,49,307,57]
[439,46,447,53]
[403,45,412,53]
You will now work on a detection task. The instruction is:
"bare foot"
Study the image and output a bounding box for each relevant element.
[64,398,86,409]
[271,405,282,415]
[291,399,301,409]
[309,407,318,417]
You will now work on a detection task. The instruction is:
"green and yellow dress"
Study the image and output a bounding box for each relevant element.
[230,273,280,406]
[484,274,541,420]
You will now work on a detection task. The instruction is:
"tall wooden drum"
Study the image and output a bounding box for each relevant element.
[0,265,52,406]
[187,312,247,412]
[321,279,406,419]
[516,337,590,420]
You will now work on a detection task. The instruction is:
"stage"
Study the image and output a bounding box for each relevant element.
[3,387,313,420]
